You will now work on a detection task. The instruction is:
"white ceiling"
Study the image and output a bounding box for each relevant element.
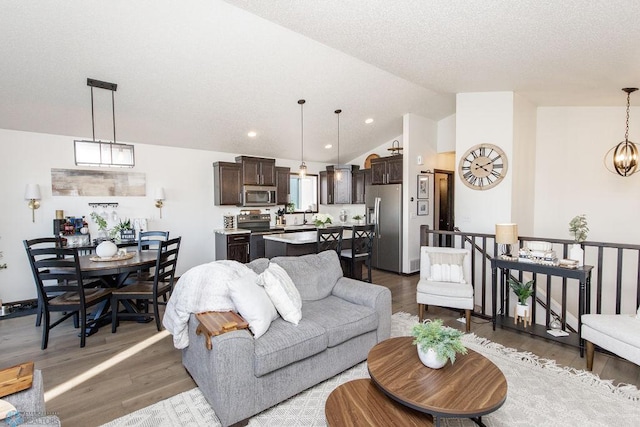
[2,0,640,164]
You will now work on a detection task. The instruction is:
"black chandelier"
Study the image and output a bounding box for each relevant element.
[605,88,639,177]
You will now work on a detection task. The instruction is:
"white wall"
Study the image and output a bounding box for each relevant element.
[455,92,515,233]
[512,94,537,236]
[437,114,456,153]
[0,128,328,302]
[402,113,437,272]
[534,106,640,245]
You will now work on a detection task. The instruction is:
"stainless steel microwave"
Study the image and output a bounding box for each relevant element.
[243,185,277,206]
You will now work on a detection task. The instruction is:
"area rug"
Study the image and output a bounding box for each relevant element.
[103,313,640,427]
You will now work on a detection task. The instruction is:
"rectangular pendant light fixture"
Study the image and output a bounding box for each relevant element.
[74,78,135,168]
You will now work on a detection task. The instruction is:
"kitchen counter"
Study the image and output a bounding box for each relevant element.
[213,228,251,235]
[263,230,353,258]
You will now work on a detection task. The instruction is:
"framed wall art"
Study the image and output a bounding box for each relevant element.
[417,175,429,199]
[417,199,429,216]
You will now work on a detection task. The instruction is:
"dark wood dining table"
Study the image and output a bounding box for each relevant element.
[78,250,158,334]
[79,250,158,287]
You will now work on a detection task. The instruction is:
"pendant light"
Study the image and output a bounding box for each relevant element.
[605,88,639,176]
[298,99,307,178]
[334,109,343,181]
[74,78,135,167]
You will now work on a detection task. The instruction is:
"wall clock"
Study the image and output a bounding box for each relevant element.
[458,143,508,190]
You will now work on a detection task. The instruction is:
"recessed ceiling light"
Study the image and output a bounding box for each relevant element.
[247,131,257,138]
[325,144,332,149]
[365,118,374,124]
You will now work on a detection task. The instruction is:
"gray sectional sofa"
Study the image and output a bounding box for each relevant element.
[181,251,392,427]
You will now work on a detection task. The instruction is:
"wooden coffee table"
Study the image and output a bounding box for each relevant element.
[367,336,507,427]
[325,378,433,426]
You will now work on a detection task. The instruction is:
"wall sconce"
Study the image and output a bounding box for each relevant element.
[155,188,165,219]
[25,184,41,223]
[495,223,518,259]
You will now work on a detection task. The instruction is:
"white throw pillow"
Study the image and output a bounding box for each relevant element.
[227,270,278,339]
[257,263,302,325]
[429,263,466,284]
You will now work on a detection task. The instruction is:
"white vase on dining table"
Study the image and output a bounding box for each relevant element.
[96,241,118,258]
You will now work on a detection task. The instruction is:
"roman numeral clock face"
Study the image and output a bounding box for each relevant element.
[458,144,508,190]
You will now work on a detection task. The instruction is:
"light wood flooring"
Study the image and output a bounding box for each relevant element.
[1,269,638,426]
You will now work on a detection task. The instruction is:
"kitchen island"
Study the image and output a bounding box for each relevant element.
[264,230,353,258]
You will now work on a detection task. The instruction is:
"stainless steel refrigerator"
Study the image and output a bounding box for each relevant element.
[366,184,402,273]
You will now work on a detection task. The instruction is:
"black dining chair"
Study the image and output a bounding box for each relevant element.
[138,230,170,251]
[24,237,64,327]
[24,246,112,349]
[317,226,344,254]
[130,230,170,282]
[340,224,375,282]
[111,237,181,332]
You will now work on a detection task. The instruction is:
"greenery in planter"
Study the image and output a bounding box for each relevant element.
[286,202,296,214]
[508,277,535,305]
[411,319,467,364]
[352,214,363,222]
[569,214,589,243]
[90,212,108,232]
[110,218,133,240]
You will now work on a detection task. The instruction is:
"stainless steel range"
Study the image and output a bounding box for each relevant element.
[237,214,283,261]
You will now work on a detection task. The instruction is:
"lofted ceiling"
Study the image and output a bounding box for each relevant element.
[1,0,640,164]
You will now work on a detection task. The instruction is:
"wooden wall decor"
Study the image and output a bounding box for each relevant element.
[51,168,146,196]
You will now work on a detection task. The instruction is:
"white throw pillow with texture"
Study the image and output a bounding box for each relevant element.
[228,270,278,338]
[257,263,302,325]
[429,263,465,284]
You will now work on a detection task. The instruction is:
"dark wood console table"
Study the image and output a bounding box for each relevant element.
[490,258,593,356]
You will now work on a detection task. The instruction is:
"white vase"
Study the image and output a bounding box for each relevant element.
[568,244,584,267]
[417,346,447,369]
[516,303,529,318]
[96,240,118,258]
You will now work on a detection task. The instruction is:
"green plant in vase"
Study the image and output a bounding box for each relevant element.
[411,319,467,368]
[312,213,333,228]
[568,214,588,266]
[90,212,110,242]
[569,214,589,243]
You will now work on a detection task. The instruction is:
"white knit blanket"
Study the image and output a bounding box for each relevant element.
[162,260,251,349]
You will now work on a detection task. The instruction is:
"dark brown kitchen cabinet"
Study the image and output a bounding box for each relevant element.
[320,165,354,204]
[235,156,276,186]
[213,162,242,206]
[370,155,403,185]
[352,168,367,204]
[215,232,249,263]
[276,166,290,205]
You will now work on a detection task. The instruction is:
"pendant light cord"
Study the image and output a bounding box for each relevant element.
[90,86,96,142]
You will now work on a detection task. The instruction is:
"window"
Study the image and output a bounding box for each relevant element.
[74,140,135,167]
[289,174,318,213]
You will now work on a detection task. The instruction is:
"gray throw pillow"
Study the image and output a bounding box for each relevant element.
[272,250,342,301]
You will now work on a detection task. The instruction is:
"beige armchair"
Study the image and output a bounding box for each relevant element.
[417,246,474,332]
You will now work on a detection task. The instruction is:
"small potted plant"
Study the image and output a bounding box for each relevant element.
[411,319,467,369]
[312,213,333,228]
[111,218,134,242]
[509,277,534,326]
[568,214,588,266]
[352,214,364,225]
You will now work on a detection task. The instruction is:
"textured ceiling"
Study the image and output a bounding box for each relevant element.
[1,0,639,164]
